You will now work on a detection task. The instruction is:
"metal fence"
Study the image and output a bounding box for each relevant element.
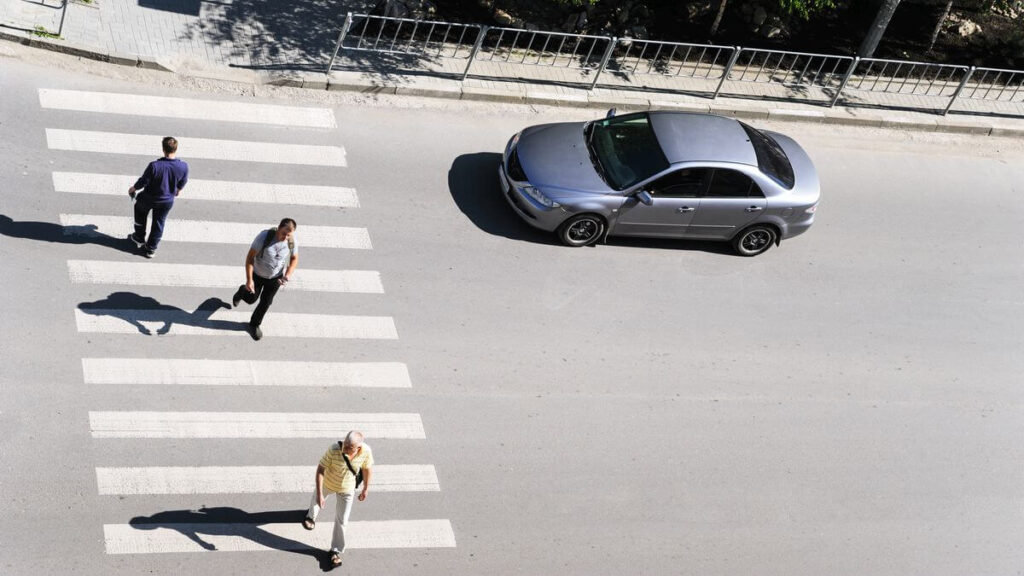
[328,12,1024,117]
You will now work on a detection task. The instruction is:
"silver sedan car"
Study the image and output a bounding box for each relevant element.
[498,110,820,256]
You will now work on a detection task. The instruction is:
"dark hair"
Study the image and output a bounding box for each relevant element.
[162,137,178,155]
[279,218,297,231]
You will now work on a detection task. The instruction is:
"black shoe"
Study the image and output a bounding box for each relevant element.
[143,249,155,259]
[128,234,144,249]
[249,324,263,341]
[231,290,242,308]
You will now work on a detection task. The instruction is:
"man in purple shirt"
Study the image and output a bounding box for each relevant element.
[128,136,189,258]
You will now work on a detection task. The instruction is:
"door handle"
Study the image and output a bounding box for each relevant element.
[676,206,695,213]
[745,206,764,212]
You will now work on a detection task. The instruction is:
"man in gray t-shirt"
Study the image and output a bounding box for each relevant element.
[231,218,299,341]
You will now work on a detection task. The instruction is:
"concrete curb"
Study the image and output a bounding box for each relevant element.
[0,32,1016,136]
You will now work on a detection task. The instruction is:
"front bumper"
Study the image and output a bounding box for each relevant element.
[498,161,565,232]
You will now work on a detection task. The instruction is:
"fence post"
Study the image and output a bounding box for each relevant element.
[589,37,617,91]
[326,12,354,75]
[713,47,741,99]
[943,65,975,116]
[57,0,68,37]
[829,56,859,108]
[462,25,488,81]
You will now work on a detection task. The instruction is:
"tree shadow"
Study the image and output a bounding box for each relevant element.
[130,507,335,571]
[448,152,555,245]
[137,0,200,16]
[78,292,237,335]
[0,214,137,255]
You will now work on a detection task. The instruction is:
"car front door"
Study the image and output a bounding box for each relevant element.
[612,168,709,238]
[685,168,767,240]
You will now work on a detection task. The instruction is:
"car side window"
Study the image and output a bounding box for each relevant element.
[646,168,709,198]
[707,169,763,198]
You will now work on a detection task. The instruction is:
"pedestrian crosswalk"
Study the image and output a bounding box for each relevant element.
[42,88,456,560]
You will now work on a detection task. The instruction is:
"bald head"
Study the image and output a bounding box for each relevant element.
[344,430,364,448]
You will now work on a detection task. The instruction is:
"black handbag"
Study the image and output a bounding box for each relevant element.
[340,442,364,489]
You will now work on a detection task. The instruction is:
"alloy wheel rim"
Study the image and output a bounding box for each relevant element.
[743,230,770,251]
[568,219,599,243]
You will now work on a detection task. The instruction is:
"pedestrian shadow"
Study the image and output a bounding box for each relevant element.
[130,507,334,571]
[0,214,137,255]
[78,292,238,335]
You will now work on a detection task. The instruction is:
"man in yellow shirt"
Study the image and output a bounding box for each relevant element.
[302,430,374,567]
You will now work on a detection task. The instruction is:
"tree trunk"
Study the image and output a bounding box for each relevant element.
[928,0,954,52]
[710,0,727,36]
[857,0,902,57]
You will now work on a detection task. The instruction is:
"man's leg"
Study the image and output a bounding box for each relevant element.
[131,199,150,245]
[330,492,354,554]
[232,277,263,308]
[306,489,327,523]
[249,275,281,328]
[145,201,174,252]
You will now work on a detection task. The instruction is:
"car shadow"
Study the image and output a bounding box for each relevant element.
[449,154,747,256]
[129,507,334,571]
[448,152,557,245]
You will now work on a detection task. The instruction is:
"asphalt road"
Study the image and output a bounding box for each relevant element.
[1,47,1023,576]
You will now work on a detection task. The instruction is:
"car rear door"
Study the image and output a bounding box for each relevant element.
[685,168,767,240]
[612,168,709,238]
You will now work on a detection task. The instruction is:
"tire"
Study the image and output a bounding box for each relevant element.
[732,225,777,257]
[558,214,606,247]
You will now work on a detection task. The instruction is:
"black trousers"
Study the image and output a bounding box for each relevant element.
[235,273,281,327]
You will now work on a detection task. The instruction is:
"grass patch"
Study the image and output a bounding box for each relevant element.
[31,26,60,39]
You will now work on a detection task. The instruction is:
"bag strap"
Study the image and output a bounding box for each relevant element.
[258,228,295,261]
[340,442,359,477]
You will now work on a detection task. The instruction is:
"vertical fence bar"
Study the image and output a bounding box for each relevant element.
[829,57,858,107]
[462,25,488,81]
[943,66,974,115]
[326,12,354,75]
[589,37,617,90]
[713,48,741,98]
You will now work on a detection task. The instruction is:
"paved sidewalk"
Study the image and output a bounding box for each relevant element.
[2,0,1024,136]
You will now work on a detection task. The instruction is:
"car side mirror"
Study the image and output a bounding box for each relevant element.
[606,108,617,119]
[635,190,653,206]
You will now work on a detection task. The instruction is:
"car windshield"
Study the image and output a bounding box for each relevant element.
[740,122,794,189]
[585,113,669,190]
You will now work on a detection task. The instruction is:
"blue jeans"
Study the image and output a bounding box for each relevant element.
[132,198,174,251]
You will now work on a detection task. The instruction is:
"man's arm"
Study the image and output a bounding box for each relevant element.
[358,466,372,501]
[175,166,188,197]
[244,248,257,293]
[129,163,154,197]
[281,254,298,285]
[315,464,326,508]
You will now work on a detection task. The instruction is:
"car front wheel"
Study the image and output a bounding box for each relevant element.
[732,225,777,257]
[558,214,605,247]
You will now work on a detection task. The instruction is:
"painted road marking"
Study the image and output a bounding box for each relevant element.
[60,214,372,249]
[39,89,337,128]
[53,172,359,208]
[74,309,398,339]
[89,412,426,439]
[68,261,384,293]
[46,129,346,166]
[81,359,411,388]
[95,465,440,495]
[104,520,456,554]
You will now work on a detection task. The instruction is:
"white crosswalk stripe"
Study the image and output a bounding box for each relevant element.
[68,260,384,293]
[46,129,347,166]
[103,520,457,554]
[53,172,359,208]
[81,359,412,388]
[89,412,426,439]
[60,214,373,249]
[39,89,338,129]
[95,465,440,495]
[74,309,398,339]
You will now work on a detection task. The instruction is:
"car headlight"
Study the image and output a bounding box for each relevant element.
[507,131,521,153]
[519,185,560,208]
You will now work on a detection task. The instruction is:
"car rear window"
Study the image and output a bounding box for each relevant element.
[586,113,670,190]
[740,123,794,189]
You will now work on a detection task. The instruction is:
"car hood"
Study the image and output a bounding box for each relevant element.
[764,130,821,200]
[515,122,615,196]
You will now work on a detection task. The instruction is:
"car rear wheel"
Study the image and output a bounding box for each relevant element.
[558,214,605,247]
[732,225,776,257]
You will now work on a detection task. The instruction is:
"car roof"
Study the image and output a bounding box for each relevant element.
[648,111,757,167]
